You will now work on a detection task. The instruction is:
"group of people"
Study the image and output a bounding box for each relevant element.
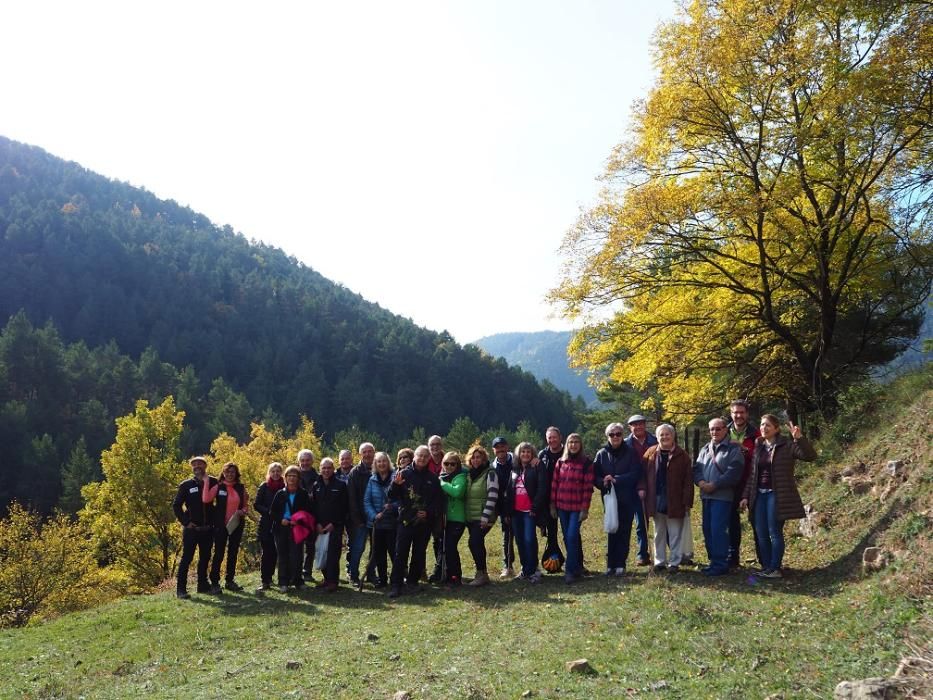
[172,400,816,598]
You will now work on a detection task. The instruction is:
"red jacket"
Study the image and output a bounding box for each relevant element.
[551,454,595,513]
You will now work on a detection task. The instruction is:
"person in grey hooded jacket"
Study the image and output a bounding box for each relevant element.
[693,417,743,576]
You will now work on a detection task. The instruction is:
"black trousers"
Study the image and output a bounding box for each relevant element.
[321,524,345,584]
[258,532,277,585]
[501,519,515,569]
[467,521,490,572]
[370,527,396,584]
[391,522,431,588]
[177,526,212,593]
[443,521,466,580]
[302,535,316,577]
[210,523,244,585]
[275,528,304,586]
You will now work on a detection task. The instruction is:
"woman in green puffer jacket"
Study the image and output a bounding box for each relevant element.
[439,451,468,586]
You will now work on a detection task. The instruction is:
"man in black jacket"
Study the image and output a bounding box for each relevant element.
[538,426,567,572]
[312,459,350,591]
[297,449,318,581]
[388,445,442,598]
[492,437,516,579]
[172,456,217,599]
[346,442,375,585]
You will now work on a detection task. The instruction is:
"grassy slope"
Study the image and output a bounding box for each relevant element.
[1,371,929,699]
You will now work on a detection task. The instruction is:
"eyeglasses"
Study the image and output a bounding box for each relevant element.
[608,432,623,438]
[443,461,458,467]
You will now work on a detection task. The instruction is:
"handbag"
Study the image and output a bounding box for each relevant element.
[603,483,619,534]
[313,531,330,570]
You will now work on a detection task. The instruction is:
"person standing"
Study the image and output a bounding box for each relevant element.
[346,442,375,586]
[172,457,217,599]
[509,442,548,583]
[253,462,285,592]
[550,434,595,584]
[594,423,645,576]
[363,452,398,589]
[269,465,313,592]
[202,462,249,593]
[426,435,446,582]
[297,449,319,581]
[740,415,817,578]
[388,446,443,598]
[537,427,567,572]
[625,415,657,566]
[643,425,694,572]
[693,418,743,576]
[464,445,499,587]
[491,437,516,579]
[728,399,759,568]
[312,458,350,591]
[439,451,468,586]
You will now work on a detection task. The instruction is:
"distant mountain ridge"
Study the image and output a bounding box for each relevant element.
[472,330,598,405]
[0,136,579,444]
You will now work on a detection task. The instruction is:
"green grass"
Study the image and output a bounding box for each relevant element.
[1,371,930,699]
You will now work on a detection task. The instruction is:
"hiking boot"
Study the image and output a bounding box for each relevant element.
[208,583,223,595]
[653,564,667,573]
[759,568,782,579]
[636,557,650,566]
[680,556,695,567]
[388,587,401,599]
[499,566,515,580]
[278,585,288,593]
[225,580,243,592]
[469,572,490,587]
[528,571,543,584]
[667,565,679,574]
[176,591,190,600]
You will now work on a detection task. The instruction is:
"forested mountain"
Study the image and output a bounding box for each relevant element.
[473,331,599,405]
[0,136,580,507]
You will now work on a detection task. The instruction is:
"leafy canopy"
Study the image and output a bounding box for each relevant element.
[552,0,932,419]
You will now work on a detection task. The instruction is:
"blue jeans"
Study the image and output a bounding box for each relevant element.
[753,490,785,570]
[512,512,538,577]
[701,498,731,574]
[347,524,368,581]
[558,510,582,578]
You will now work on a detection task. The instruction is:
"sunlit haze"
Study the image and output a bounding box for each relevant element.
[2,1,678,343]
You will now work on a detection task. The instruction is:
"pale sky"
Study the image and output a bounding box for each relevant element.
[2,1,678,343]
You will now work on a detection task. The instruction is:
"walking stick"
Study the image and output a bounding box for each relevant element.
[439,515,448,584]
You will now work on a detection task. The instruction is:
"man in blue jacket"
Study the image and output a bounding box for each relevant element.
[693,418,743,576]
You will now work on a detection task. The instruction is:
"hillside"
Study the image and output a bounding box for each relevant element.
[0,136,578,446]
[0,366,928,698]
[473,330,599,405]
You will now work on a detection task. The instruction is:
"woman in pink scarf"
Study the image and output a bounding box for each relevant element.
[202,462,249,593]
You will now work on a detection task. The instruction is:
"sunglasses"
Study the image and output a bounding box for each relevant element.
[608,432,623,438]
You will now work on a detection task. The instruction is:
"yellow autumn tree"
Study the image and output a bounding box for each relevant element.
[552,0,932,419]
[81,397,187,589]
[0,503,119,627]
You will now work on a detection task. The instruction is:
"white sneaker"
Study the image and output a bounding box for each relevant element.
[499,566,515,580]
[614,567,626,576]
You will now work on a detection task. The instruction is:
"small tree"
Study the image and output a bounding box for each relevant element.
[81,397,187,589]
[0,503,116,627]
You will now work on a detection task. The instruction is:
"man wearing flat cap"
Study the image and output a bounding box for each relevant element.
[625,415,657,566]
[172,457,218,599]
